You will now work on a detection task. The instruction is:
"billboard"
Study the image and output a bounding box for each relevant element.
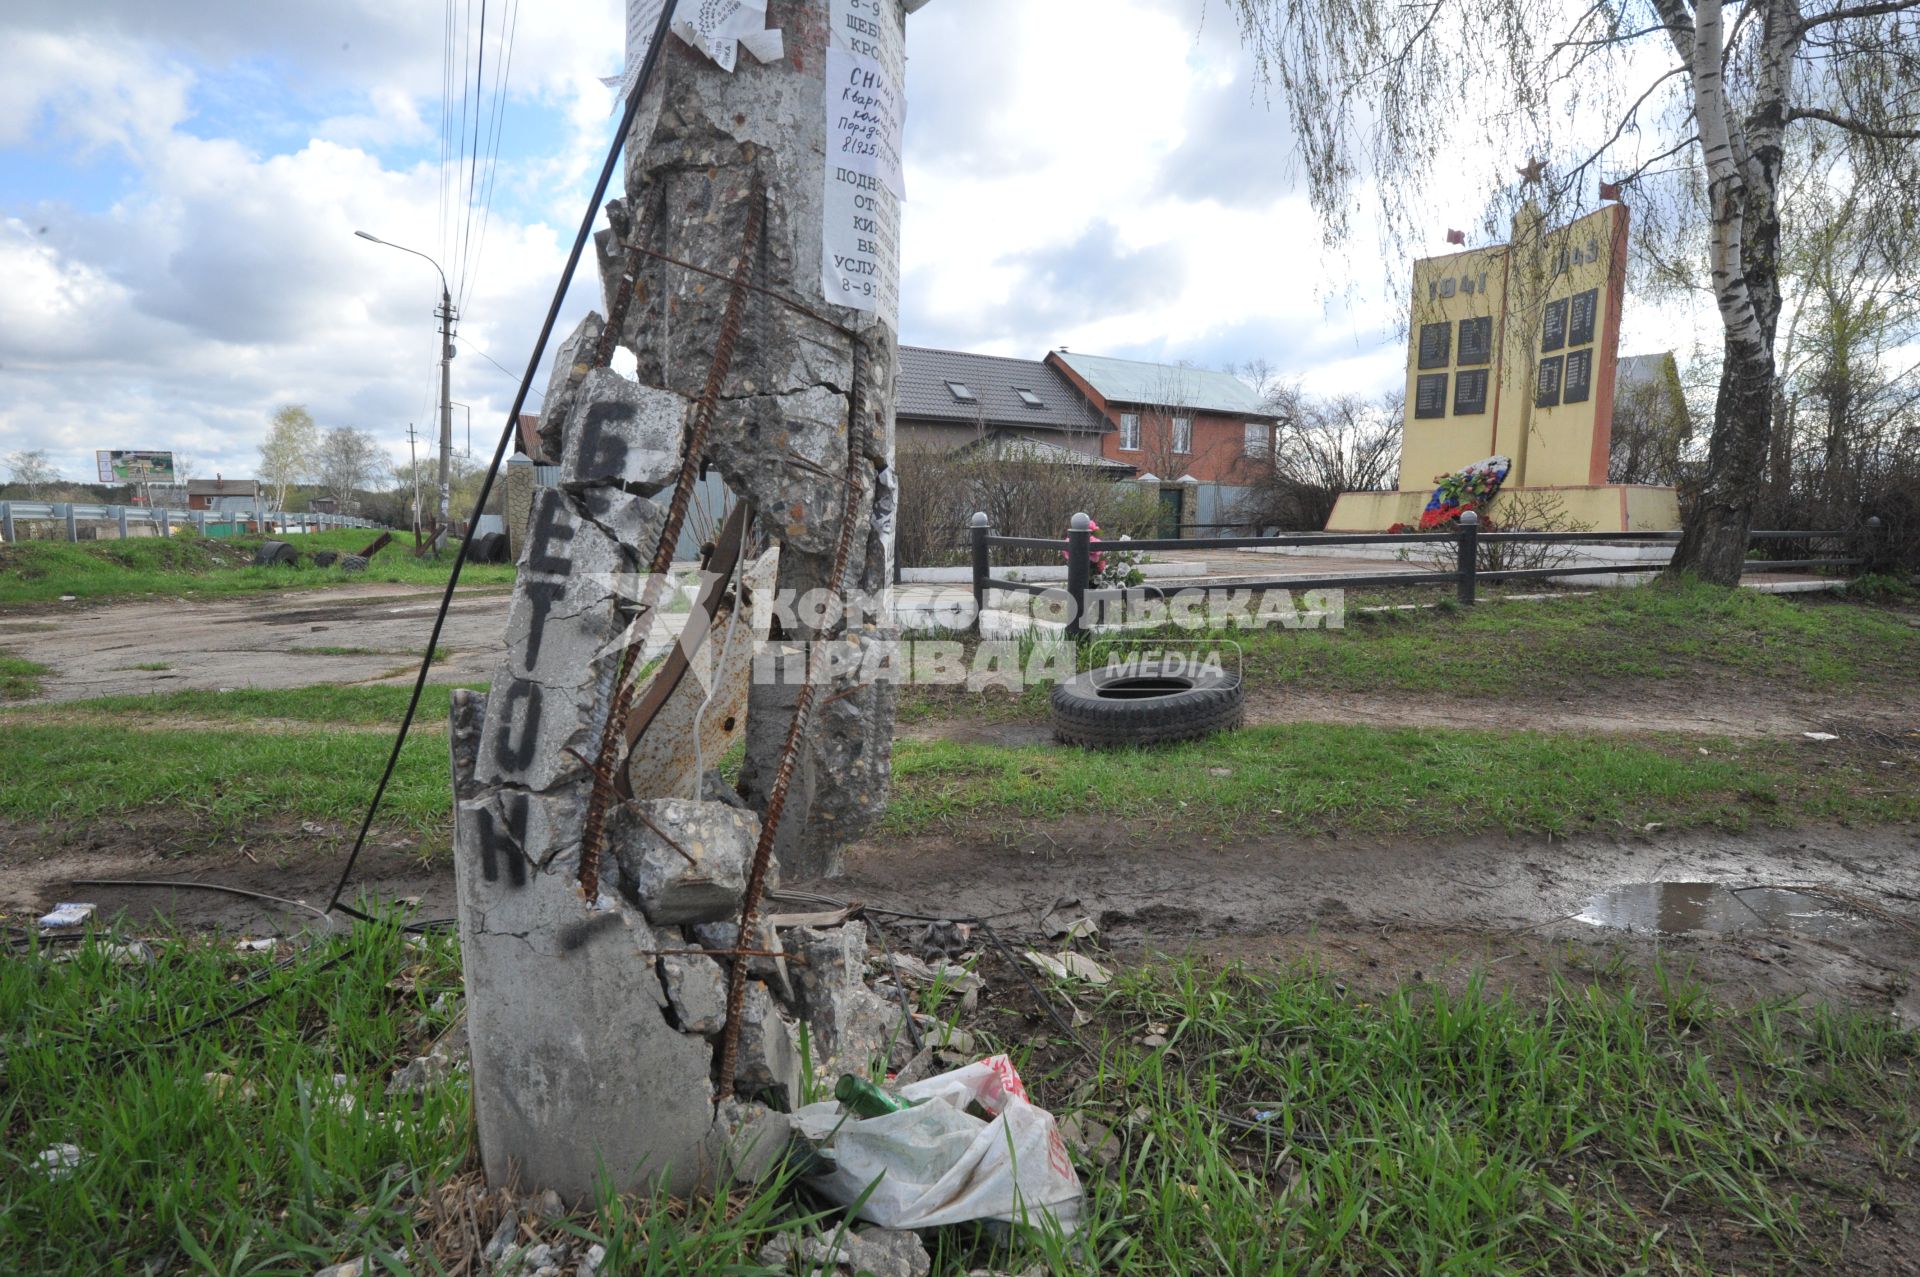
[96,450,177,484]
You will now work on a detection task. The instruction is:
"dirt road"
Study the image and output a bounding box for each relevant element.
[0,583,514,700]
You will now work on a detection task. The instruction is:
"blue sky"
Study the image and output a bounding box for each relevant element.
[0,0,1574,488]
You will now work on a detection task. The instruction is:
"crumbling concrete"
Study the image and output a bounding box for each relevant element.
[786,922,909,1074]
[451,691,714,1202]
[700,1099,795,1190]
[734,980,803,1108]
[756,1227,932,1277]
[557,368,684,495]
[609,0,906,871]
[607,797,769,924]
[452,0,919,1207]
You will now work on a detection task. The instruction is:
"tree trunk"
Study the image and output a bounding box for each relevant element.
[1671,338,1776,581]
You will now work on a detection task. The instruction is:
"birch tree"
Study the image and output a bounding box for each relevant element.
[1222,0,1920,582]
[258,405,317,514]
[6,449,58,499]
[315,427,381,513]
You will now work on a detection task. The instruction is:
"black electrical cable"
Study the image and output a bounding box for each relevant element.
[70,878,336,931]
[325,1,680,921]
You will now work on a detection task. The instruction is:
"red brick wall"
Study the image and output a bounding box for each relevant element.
[1045,355,1272,483]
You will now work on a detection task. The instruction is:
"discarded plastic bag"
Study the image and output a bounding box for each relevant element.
[38,902,95,929]
[791,1054,1083,1233]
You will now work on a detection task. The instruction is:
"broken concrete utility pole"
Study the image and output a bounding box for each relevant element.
[451,0,923,1205]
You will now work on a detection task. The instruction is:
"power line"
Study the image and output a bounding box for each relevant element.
[452,0,473,285]
[461,0,519,313]
[327,0,680,918]
[457,334,543,399]
[455,0,490,303]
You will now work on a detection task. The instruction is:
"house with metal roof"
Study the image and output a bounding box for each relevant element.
[1046,351,1281,480]
[896,346,1114,461]
[186,478,261,512]
[1045,350,1284,533]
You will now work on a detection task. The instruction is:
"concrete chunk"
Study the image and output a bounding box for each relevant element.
[560,367,686,495]
[699,1099,794,1190]
[735,981,801,1108]
[609,798,769,925]
[812,984,910,1075]
[784,923,906,1074]
[655,926,728,1035]
[534,311,606,461]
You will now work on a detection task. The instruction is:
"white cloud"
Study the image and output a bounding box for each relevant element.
[0,30,191,153]
[0,1,624,484]
[1,0,1716,493]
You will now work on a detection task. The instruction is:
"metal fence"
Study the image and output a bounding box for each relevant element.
[967,510,1888,636]
[0,502,384,544]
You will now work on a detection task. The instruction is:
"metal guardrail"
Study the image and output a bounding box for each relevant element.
[0,501,384,543]
[967,510,1888,636]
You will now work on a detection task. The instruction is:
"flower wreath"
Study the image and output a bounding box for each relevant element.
[1392,455,1512,532]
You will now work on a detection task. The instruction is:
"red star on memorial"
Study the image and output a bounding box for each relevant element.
[1517,157,1547,183]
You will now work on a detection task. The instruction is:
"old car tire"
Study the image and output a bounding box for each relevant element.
[340,554,371,573]
[311,550,339,568]
[253,540,297,567]
[1049,658,1244,747]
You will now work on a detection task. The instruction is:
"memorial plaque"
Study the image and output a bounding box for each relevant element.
[1452,368,1489,416]
[1535,355,1564,408]
[1563,348,1592,404]
[1417,322,1452,370]
[1541,298,1568,351]
[1457,315,1493,366]
[1568,288,1598,347]
[1414,372,1449,419]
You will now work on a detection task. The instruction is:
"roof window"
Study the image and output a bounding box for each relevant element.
[945,381,976,402]
[1015,388,1045,408]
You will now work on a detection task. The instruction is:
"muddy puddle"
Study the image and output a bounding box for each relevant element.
[1575,882,1870,939]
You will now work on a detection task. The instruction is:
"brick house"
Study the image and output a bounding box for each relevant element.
[1045,351,1283,534]
[186,478,261,512]
[896,346,1118,461]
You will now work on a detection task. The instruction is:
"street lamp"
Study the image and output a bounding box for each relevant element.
[354,230,456,544]
[450,401,475,458]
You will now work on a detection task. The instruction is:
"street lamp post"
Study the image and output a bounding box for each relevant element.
[354,230,455,547]
[450,401,475,458]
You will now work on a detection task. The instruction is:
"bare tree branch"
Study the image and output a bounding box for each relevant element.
[1564,65,1691,186]
[1786,106,1920,138]
[1552,22,1686,52]
[1799,0,1920,34]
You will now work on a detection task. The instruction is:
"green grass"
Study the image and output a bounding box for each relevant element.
[0,919,473,1275]
[1005,957,1920,1274]
[898,582,1920,725]
[2,683,479,728]
[0,651,51,700]
[887,723,1920,837]
[6,934,1914,1275]
[3,683,1912,841]
[1234,578,1920,695]
[0,719,456,833]
[0,530,515,607]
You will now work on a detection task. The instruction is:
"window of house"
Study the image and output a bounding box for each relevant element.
[1119,413,1141,451]
[945,381,976,402]
[1244,422,1270,457]
[1172,416,1192,453]
[1016,388,1044,408]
